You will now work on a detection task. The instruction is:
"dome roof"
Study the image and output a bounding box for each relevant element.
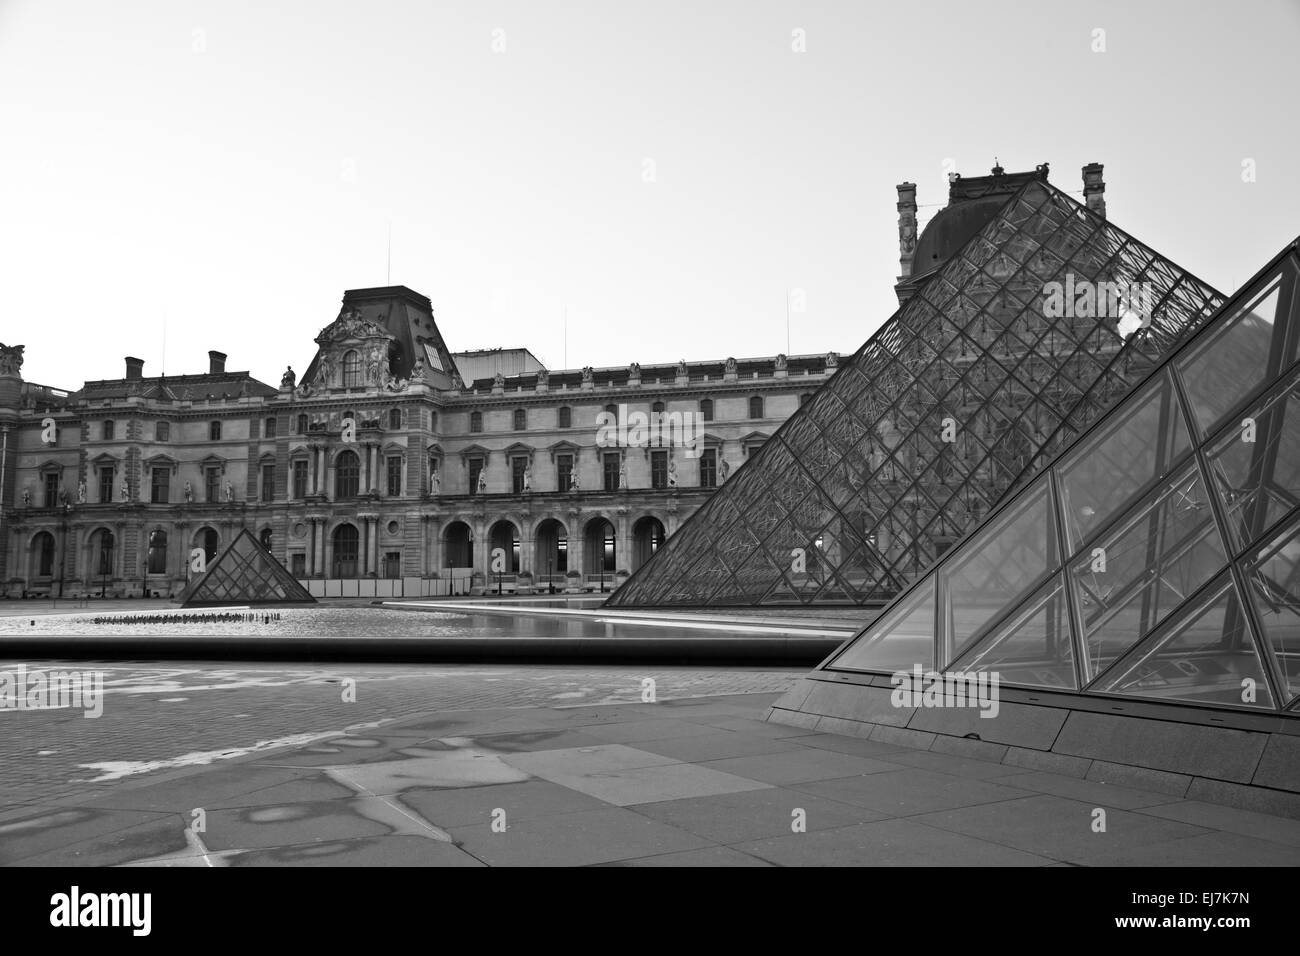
[910,194,1008,278]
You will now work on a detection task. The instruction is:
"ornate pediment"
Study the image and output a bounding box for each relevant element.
[308,308,397,390]
[314,309,390,348]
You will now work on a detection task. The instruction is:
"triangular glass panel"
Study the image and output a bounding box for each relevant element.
[829,577,935,673]
[1092,575,1277,710]
[949,573,1078,690]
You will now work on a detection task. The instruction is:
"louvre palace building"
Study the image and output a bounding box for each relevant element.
[2,161,1208,604]
[0,285,838,599]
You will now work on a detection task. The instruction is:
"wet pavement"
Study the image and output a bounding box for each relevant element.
[2,661,1298,866]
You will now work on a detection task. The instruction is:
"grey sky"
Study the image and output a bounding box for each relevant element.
[2,0,1296,389]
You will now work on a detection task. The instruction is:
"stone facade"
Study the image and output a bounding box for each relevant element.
[0,294,839,598]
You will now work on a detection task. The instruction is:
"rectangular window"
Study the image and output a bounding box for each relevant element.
[261,463,275,502]
[205,467,221,503]
[384,551,401,578]
[651,451,667,489]
[511,457,527,494]
[603,453,620,492]
[469,457,484,494]
[292,460,308,499]
[265,417,277,439]
[99,467,114,504]
[700,449,717,488]
[291,553,306,577]
[557,454,574,492]
[386,456,402,497]
[151,467,169,504]
[44,473,60,508]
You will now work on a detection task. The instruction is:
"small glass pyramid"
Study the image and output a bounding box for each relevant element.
[179,529,316,607]
[610,177,1224,607]
[821,239,1300,714]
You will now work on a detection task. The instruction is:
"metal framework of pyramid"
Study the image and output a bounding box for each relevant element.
[179,529,316,607]
[609,177,1224,608]
[812,240,1300,715]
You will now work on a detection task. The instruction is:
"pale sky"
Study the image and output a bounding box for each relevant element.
[2,0,1297,390]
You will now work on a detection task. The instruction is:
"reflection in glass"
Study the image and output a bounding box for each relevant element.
[1095,577,1275,710]
[939,482,1057,665]
[1070,463,1228,682]
[1241,521,1300,703]
[1057,370,1191,551]
[949,574,1077,689]
[1177,281,1282,435]
[832,578,935,673]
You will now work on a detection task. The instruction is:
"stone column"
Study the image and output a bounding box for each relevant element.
[307,445,317,495]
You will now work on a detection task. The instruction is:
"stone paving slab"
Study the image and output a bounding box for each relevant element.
[3,667,1299,867]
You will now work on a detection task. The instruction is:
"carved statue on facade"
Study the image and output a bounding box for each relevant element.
[725,357,737,375]
[774,354,788,371]
[522,461,533,492]
[536,367,548,387]
[581,366,594,385]
[21,486,30,507]
[281,366,296,388]
[450,372,464,391]
[429,465,440,496]
[120,478,129,502]
[0,343,24,376]
[77,480,87,504]
[667,459,678,488]
[319,352,336,386]
[825,351,839,370]
[477,470,488,494]
[628,362,641,378]
[569,468,580,492]
[366,345,385,385]
[720,458,731,482]
[493,371,505,390]
[184,480,194,503]
[676,359,688,378]
[618,458,628,490]
[224,479,234,502]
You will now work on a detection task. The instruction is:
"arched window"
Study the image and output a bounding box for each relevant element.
[470,411,483,433]
[259,528,273,551]
[388,407,402,430]
[700,398,714,422]
[296,413,308,435]
[342,350,361,387]
[332,524,359,577]
[147,529,168,575]
[209,420,222,441]
[558,406,571,428]
[513,408,527,431]
[335,450,360,499]
[155,421,170,442]
[102,420,115,440]
[748,396,764,419]
[265,416,277,438]
[35,532,55,577]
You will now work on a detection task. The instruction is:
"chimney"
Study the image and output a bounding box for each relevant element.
[125,356,144,380]
[897,182,918,280]
[1082,163,1106,218]
[208,350,227,374]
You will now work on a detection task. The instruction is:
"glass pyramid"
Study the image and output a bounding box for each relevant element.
[822,239,1300,714]
[610,178,1224,607]
[179,529,316,607]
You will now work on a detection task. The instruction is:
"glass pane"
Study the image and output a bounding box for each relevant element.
[1177,279,1283,436]
[1241,519,1300,703]
[831,577,935,673]
[1070,463,1229,682]
[939,481,1058,665]
[1057,370,1191,552]
[1204,372,1300,553]
[949,574,1077,690]
[1094,577,1276,710]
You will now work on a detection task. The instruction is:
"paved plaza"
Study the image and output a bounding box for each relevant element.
[2,660,1297,866]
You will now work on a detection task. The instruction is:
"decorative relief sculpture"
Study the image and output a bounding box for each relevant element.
[0,343,24,376]
[281,365,296,388]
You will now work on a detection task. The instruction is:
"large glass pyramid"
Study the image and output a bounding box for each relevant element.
[821,239,1300,714]
[610,177,1224,607]
[179,529,316,607]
